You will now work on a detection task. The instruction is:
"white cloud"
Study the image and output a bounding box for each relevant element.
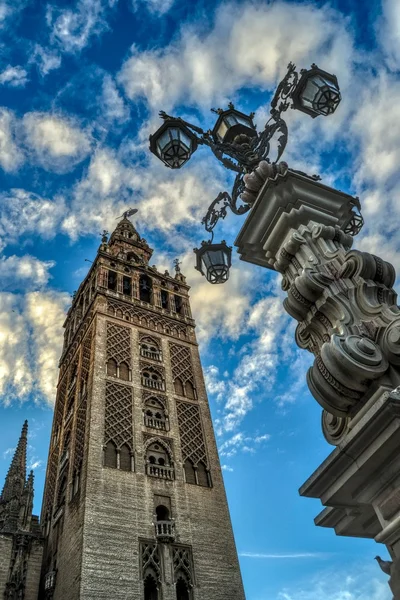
[219,430,271,457]
[119,2,353,112]
[240,552,327,559]
[101,74,130,123]
[0,65,28,87]
[22,112,91,172]
[221,464,234,472]
[30,45,62,76]
[0,109,24,173]
[27,459,43,470]
[0,255,55,289]
[277,565,391,600]
[0,189,65,250]
[379,0,400,71]
[0,290,69,406]
[131,0,174,16]
[47,0,114,53]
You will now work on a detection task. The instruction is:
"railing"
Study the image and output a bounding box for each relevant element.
[142,377,164,390]
[64,406,74,423]
[155,520,175,543]
[59,450,69,470]
[140,348,162,361]
[44,570,57,591]
[144,415,167,430]
[146,464,174,480]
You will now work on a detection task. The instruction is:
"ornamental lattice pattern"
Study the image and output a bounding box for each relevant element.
[106,322,132,367]
[104,382,133,450]
[141,541,161,582]
[176,402,208,467]
[44,450,58,516]
[169,343,194,386]
[172,545,193,585]
[73,398,87,472]
[107,297,192,340]
[81,327,93,383]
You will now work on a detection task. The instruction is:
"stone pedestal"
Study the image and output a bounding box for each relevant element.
[235,165,400,598]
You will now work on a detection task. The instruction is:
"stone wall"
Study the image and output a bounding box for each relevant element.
[0,535,12,593]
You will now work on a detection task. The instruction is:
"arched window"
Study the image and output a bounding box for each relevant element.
[144,573,158,600]
[185,381,195,399]
[146,442,173,479]
[119,444,131,472]
[104,441,118,469]
[142,367,164,390]
[156,505,169,521]
[123,276,132,296]
[174,378,184,396]
[139,275,153,304]
[183,460,196,485]
[174,295,183,315]
[119,362,130,381]
[140,338,161,361]
[197,462,210,487]
[176,576,190,600]
[107,358,117,377]
[144,398,167,430]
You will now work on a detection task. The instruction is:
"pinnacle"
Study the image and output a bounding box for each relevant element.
[1,420,28,501]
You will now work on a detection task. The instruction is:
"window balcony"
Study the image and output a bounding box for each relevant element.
[146,464,174,480]
[144,415,167,431]
[140,348,162,361]
[155,520,175,543]
[44,570,57,592]
[141,377,164,391]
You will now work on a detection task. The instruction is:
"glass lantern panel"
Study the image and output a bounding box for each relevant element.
[157,130,173,153]
[179,130,192,148]
[236,115,252,127]
[217,120,228,141]
[300,78,319,109]
[226,114,238,126]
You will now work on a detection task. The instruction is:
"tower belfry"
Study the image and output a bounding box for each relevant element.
[40,217,245,599]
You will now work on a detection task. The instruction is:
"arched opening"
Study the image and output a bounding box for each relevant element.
[144,573,158,600]
[108,270,117,291]
[119,444,131,471]
[119,362,130,381]
[176,576,190,600]
[197,462,210,487]
[183,460,196,485]
[139,275,153,304]
[123,276,132,296]
[140,338,161,360]
[106,358,117,377]
[142,368,164,390]
[174,378,184,396]
[161,289,169,310]
[185,381,195,399]
[174,295,183,315]
[104,441,118,469]
[144,398,166,430]
[146,442,173,479]
[155,505,169,521]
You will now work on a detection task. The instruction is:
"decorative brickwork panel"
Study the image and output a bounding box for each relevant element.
[107,297,191,340]
[169,343,194,386]
[44,450,58,517]
[81,327,93,384]
[140,541,161,582]
[73,398,87,472]
[142,390,167,410]
[106,322,132,367]
[104,382,133,450]
[173,545,194,586]
[176,402,208,467]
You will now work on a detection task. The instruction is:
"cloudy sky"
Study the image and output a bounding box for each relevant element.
[0,0,399,597]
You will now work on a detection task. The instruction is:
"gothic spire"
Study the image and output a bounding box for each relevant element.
[1,420,28,502]
[107,214,153,265]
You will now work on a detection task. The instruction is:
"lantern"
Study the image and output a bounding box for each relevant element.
[212,105,257,144]
[291,64,341,118]
[194,240,232,284]
[149,119,198,169]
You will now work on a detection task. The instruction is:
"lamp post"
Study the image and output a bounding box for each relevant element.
[149,62,353,283]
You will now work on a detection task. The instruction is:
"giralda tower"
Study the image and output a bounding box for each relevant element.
[39,217,245,600]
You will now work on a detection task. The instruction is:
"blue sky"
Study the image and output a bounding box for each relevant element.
[0,0,399,598]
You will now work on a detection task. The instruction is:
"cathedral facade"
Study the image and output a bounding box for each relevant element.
[29,217,246,599]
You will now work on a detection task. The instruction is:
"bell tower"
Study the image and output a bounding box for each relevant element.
[39,216,245,600]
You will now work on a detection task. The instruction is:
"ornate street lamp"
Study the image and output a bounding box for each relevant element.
[194,240,232,284]
[149,119,198,169]
[291,64,341,118]
[150,61,359,282]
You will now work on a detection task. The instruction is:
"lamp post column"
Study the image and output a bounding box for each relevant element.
[235,164,400,599]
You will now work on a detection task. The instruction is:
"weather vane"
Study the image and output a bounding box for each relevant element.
[100,230,109,243]
[117,208,138,220]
